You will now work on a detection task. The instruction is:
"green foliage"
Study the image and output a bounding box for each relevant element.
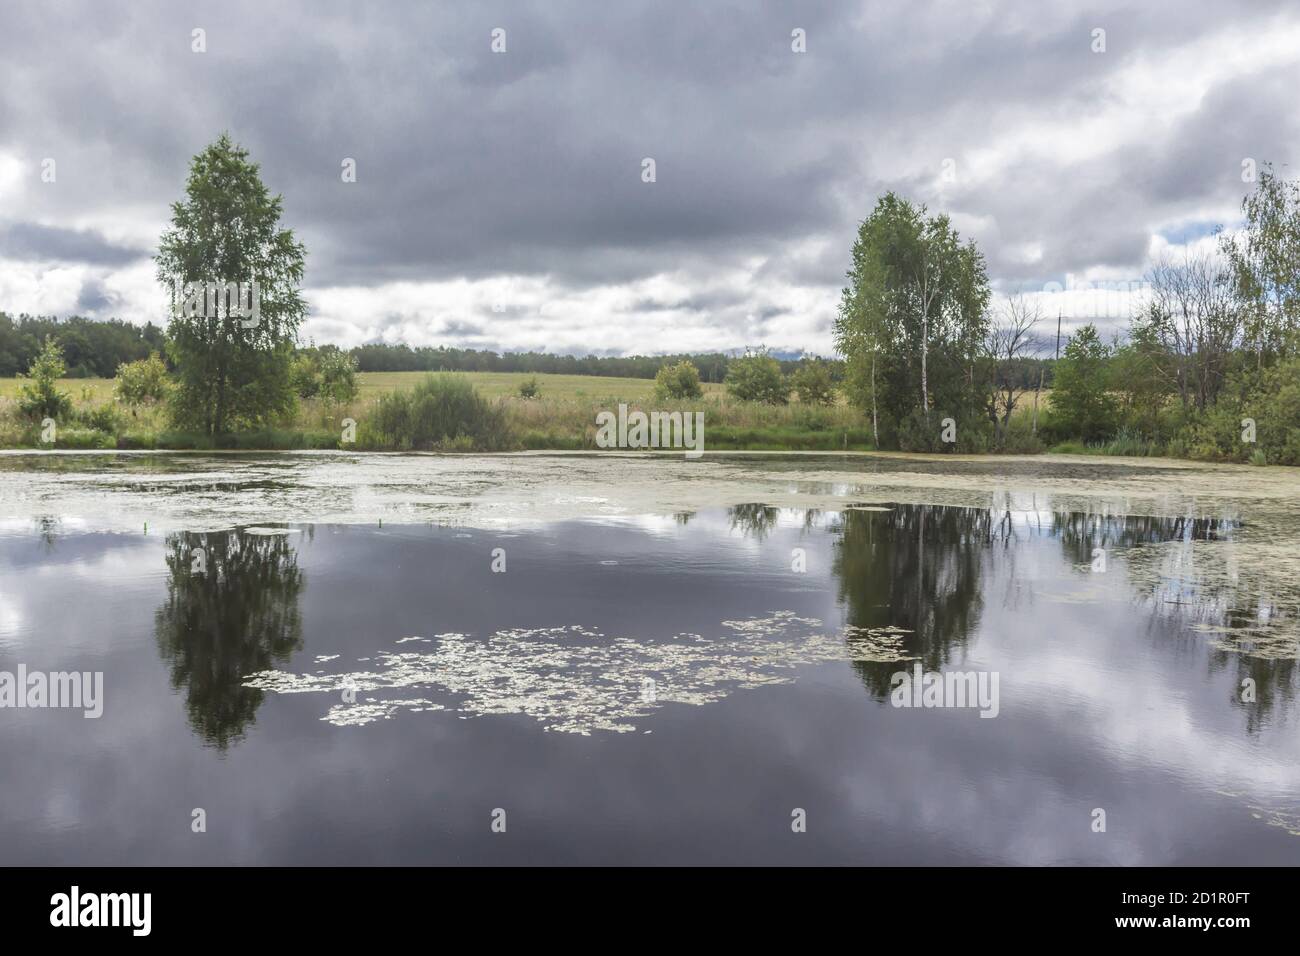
[76,403,123,434]
[156,134,307,435]
[17,337,72,419]
[318,348,358,403]
[114,351,172,406]
[653,359,704,400]
[1177,356,1300,464]
[1047,324,1117,442]
[790,359,836,405]
[835,192,990,446]
[725,349,789,404]
[38,427,116,450]
[351,344,733,382]
[0,312,166,379]
[360,374,513,451]
[1110,322,1175,439]
[1221,163,1300,364]
[289,353,321,399]
[894,407,993,453]
[517,376,541,399]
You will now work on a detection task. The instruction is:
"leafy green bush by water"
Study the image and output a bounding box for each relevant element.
[653,360,704,400]
[114,352,171,407]
[725,350,789,405]
[359,374,513,451]
[18,337,72,420]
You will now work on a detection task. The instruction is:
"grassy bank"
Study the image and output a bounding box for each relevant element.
[0,371,866,452]
[10,371,1280,463]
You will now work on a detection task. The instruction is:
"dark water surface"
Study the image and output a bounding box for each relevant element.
[2,491,1298,864]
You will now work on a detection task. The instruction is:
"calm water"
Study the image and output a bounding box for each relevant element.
[1,458,1298,864]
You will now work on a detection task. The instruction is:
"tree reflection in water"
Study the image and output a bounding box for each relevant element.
[155,527,305,749]
[830,504,990,699]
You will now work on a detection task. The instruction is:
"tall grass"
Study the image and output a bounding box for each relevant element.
[501,392,873,450]
[1048,427,1163,457]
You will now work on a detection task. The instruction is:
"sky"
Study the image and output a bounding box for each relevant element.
[1,0,1298,356]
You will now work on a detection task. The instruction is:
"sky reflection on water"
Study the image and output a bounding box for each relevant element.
[1,489,1297,864]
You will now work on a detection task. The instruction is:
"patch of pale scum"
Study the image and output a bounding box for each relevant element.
[1214,790,1300,838]
[323,699,443,727]
[242,611,917,734]
[1123,536,1299,659]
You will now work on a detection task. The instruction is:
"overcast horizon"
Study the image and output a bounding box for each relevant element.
[2,1,1298,357]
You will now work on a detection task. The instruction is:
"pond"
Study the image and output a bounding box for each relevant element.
[0,452,1297,864]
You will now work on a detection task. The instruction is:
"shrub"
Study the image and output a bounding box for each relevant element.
[895,408,992,453]
[790,359,836,406]
[1050,324,1117,442]
[517,376,541,399]
[77,404,123,434]
[17,337,73,420]
[114,352,172,406]
[318,349,359,404]
[289,353,322,399]
[725,349,788,404]
[361,374,513,451]
[653,360,704,400]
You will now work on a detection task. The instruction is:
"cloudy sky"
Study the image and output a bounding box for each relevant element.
[2,1,1298,356]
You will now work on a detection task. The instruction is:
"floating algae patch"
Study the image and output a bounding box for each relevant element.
[1214,790,1300,838]
[243,611,916,734]
[1123,533,1300,660]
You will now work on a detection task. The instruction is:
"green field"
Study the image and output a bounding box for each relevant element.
[0,371,726,405]
[354,370,725,401]
[0,367,872,452]
[0,376,117,403]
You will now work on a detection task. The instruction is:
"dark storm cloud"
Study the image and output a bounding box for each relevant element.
[2,0,1298,347]
[0,222,147,266]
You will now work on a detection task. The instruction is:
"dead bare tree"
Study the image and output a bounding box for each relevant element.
[986,292,1041,445]
[1143,248,1241,412]
[1033,310,1060,434]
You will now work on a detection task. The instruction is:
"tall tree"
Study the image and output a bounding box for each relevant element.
[1142,248,1240,411]
[156,134,306,435]
[1050,324,1116,442]
[1221,164,1300,368]
[835,193,990,449]
[985,293,1040,445]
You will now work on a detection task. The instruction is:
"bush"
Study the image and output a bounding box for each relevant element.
[17,337,73,420]
[653,360,704,400]
[790,359,836,405]
[1167,356,1300,464]
[895,408,992,453]
[289,353,321,399]
[360,374,513,451]
[114,352,171,406]
[517,376,541,399]
[77,404,123,433]
[725,350,788,405]
[1050,324,1117,442]
[318,349,359,403]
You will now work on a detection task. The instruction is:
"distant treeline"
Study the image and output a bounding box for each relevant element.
[0,313,167,378]
[349,343,735,381]
[0,315,1060,386]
